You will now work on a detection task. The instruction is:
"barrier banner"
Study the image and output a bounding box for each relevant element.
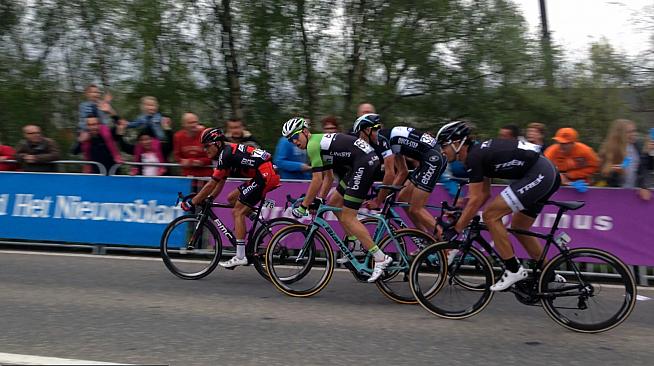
[0,172,188,246]
[218,180,654,266]
[1,172,653,265]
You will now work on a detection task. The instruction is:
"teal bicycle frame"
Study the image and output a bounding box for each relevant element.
[296,204,412,276]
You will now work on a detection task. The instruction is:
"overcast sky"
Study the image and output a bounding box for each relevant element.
[514,0,652,59]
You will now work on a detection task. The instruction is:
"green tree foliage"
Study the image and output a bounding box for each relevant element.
[0,0,650,153]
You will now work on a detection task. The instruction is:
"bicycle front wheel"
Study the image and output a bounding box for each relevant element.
[410,241,495,319]
[160,214,222,280]
[265,224,334,297]
[539,248,637,333]
[251,217,300,281]
[375,229,438,304]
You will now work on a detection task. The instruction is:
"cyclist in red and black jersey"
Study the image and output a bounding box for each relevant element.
[183,128,281,268]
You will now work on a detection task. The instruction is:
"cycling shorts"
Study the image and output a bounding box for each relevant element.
[408,149,446,193]
[500,156,560,218]
[335,154,380,209]
[238,162,280,208]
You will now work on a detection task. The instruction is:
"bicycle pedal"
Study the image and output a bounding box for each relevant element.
[223,266,236,271]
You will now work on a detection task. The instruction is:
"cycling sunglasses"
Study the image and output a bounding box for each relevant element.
[288,129,303,142]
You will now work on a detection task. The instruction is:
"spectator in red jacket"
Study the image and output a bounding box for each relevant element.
[174,112,212,177]
[0,142,17,171]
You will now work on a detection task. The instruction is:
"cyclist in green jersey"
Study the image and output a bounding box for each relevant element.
[281,117,393,282]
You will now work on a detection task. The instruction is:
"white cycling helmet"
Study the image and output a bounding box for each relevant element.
[352,113,381,134]
[282,117,308,138]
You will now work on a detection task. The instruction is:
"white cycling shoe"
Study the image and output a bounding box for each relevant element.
[219,256,248,269]
[490,266,528,291]
[367,255,393,283]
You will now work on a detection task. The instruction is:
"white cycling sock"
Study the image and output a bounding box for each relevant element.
[236,241,246,259]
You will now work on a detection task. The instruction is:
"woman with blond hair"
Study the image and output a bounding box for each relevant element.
[598,119,652,200]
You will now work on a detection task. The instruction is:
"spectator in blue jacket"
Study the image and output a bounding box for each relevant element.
[126,96,169,141]
[78,84,115,131]
[273,136,311,180]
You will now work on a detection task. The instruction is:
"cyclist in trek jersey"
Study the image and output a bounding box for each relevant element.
[435,121,561,291]
[181,128,281,268]
[353,115,446,234]
[281,117,393,283]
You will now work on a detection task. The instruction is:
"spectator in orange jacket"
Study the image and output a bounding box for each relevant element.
[544,127,599,185]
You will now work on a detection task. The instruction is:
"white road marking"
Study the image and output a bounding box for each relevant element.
[637,295,652,301]
[0,352,131,365]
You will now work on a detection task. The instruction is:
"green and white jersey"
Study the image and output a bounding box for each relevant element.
[306,133,375,173]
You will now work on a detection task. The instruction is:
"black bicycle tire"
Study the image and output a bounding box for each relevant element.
[251,217,301,281]
[160,214,222,280]
[539,247,637,333]
[265,224,335,297]
[375,229,438,304]
[410,241,495,319]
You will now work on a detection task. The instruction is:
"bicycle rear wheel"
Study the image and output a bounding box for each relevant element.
[375,229,438,304]
[539,248,637,333]
[251,217,300,281]
[265,224,334,297]
[410,241,494,319]
[160,214,222,280]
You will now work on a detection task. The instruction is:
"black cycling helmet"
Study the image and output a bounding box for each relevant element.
[200,127,226,144]
[352,113,382,134]
[436,121,471,146]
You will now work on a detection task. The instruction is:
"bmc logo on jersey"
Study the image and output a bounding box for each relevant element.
[351,167,365,190]
[495,159,524,170]
[241,158,255,167]
[397,137,419,149]
[242,181,259,195]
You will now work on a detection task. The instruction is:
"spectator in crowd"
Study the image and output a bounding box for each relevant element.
[78,84,115,131]
[115,121,168,176]
[0,141,17,171]
[498,124,520,140]
[224,118,259,147]
[173,112,212,180]
[525,122,549,152]
[321,115,340,133]
[544,127,599,186]
[598,119,652,201]
[14,125,61,172]
[72,117,122,174]
[126,96,171,143]
[357,102,376,117]
[273,127,311,180]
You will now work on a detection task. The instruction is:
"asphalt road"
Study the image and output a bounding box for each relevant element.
[0,249,653,366]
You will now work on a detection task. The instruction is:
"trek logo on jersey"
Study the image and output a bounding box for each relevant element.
[494,159,525,170]
[330,151,352,158]
[517,174,545,194]
[241,158,256,167]
[352,166,365,190]
[397,137,419,149]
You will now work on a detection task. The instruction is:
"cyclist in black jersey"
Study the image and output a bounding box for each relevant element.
[352,115,446,234]
[281,117,393,283]
[435,121,561,291]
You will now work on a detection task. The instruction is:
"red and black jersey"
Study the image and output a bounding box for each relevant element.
[211,143,274,181]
